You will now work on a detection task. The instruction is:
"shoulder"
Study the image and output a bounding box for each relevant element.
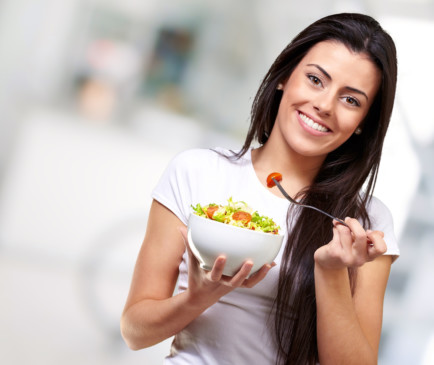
[151,147,251,225]
[161,148,215,178]
[170,147,234,164]
[169,148,213,165]
[168,147,246,173]
[175,147,217,159]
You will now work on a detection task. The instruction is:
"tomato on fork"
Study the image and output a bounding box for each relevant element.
[266,172,283,188]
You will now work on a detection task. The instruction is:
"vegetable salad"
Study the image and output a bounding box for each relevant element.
[191,197,280,234]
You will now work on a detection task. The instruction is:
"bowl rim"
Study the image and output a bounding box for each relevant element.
[188,212,284,238]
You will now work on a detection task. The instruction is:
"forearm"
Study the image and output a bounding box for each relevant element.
[121,291,211,350]
[314,264,377,365]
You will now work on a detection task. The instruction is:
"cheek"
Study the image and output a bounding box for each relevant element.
[339,108,368,132]
[276,93,293,120]
[277,90,302,119]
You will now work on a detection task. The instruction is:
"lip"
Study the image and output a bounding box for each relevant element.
[296,111,332,136]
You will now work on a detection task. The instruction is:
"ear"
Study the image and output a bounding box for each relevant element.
[277,77,289,90]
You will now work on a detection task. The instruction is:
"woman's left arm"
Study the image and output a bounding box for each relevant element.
[314,218,392,365]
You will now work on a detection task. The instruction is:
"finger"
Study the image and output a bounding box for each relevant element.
[367,230,387,260]
[344,217,366,244]
[327,226,355,266]
[242,262,275,288]
[326,227,344,254]
[209,255,226,281]
[344,217,369,261]
[367,229,384,238]
[228,260,254,287]
[329,225,342,248]
[365,230,382,248]
[333,218,346,227]
[334,221,353,252]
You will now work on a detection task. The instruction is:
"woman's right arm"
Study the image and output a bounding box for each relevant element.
[120,200,273,350]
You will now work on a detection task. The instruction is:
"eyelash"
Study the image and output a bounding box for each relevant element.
[307,74,323,87]
[307,74,361,107]
[343,96,360,107]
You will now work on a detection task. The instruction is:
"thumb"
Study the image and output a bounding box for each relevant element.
[366,229,384,238]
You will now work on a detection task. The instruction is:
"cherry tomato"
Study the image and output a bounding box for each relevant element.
[266,172,282,188]
[232,211,252,224]
[206,205,219,219]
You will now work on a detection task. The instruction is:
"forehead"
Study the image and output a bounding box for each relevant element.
[299,40,381,96]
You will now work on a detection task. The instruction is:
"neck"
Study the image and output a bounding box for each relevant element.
[251,139,325,198]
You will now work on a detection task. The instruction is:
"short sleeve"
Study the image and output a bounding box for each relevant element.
[151,150,197,226]
[151,148,224,225]
[367,196,400,262]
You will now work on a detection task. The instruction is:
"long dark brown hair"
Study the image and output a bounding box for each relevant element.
[235,13,397,365]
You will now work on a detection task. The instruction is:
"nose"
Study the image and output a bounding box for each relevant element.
[313,92,334,116]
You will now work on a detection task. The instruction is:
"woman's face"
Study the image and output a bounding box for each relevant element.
[273,40,381,161]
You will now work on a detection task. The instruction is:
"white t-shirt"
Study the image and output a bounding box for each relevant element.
[151,147,400,365]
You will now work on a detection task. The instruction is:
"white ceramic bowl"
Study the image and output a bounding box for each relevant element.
[187,213,284,277]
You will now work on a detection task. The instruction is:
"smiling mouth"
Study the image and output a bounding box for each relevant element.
[298,112,331,133]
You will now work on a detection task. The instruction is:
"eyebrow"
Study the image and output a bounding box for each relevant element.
[307,63,369,101]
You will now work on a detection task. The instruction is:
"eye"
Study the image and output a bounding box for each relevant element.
[344,96,360,107]
[307,74,323,87]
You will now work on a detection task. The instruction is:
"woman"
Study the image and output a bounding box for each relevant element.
[121,13,399,365]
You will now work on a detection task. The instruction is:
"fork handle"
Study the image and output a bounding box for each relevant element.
[272,178,348,227]
[272,179,375,246]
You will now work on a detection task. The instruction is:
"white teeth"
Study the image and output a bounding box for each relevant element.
[299,113,329,132]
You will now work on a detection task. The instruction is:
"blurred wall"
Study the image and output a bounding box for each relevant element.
[0,1,433,364]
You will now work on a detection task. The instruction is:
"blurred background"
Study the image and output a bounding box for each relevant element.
[0,0,433,364]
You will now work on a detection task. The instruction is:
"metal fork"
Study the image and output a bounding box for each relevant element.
[272,178,348,227]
